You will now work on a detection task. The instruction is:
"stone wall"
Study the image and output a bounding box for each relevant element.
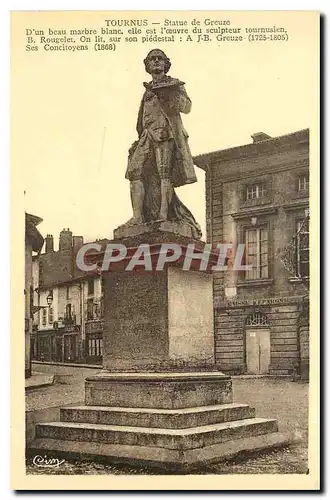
[214,303,300,374]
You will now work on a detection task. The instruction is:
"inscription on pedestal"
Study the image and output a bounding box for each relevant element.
[103,271,169,370]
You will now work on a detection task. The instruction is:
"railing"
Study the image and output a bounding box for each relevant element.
[85,320,104,335]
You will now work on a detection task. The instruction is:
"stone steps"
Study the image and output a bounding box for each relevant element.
[31,431,291,471]
[36,417,278,450]
[29,371,291,469]
[60,403,256,429]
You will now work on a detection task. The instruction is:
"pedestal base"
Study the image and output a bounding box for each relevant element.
[85,372,232,408]
[113,220,200,240]
[32,372,291,471]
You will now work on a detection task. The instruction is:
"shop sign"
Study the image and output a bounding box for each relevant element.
[64,325,81,333]
[216,295,305,309]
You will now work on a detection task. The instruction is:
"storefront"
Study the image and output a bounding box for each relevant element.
[35,329,62,361]
[62,325,81,362]
[35,325,81,363]
[85,320,103,364]
[63,332,79,362]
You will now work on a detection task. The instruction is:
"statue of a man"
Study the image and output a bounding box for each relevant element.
[125,49,201,239]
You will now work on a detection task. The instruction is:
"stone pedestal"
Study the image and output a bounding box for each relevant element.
[32,231,291,470]
[113,220,199,240]
[85,372,232,408]
[101,266,214,372]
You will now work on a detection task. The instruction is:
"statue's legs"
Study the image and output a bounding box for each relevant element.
[158,179,173,221]
[155,141,174,221]
[129,180,145,224]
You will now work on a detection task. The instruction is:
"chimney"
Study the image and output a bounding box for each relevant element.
[45,234,54,253]
[59,228,73,251]
[73,235,84,252]
[251,132,272,143]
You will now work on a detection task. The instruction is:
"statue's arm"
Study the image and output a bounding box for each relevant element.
[167,86,191,114]
[158,85,192,115]
[176,86,192,114]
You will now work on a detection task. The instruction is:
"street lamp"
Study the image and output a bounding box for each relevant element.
[46,291,53,307]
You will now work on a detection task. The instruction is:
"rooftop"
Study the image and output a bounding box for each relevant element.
[193,129,309,170]
[25,212,44,253]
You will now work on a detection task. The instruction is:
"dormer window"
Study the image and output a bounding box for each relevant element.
[246,184,266,201]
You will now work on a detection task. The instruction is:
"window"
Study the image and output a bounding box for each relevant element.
[39,336,50,359]
[87,298,94,320]
[42,308,47,325]
[296,219,309,278]
[48,307,54,324]
[87,336,103,357]
[298,174,309,193]
[245,227,269,280]
[100,297,104,319]
[72,306,76,325]
[66,286,70,300]
[94,301,100,319]
[65,303,73,325]
[87,279,94,296]
[246,184,266,201]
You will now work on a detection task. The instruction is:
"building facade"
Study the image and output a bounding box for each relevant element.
[25,213,44,377]
[194,129,310,377]
[31,229,107,365]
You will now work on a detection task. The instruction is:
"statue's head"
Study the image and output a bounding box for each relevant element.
[144,49,171,75]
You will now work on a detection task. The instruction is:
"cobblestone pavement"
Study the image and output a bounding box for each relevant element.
[25,372,54,390]
[26,366,308,475]
[26,365,97,411]
[26,445,308,475]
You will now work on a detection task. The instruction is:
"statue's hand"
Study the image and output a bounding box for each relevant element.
[145,89,157,101]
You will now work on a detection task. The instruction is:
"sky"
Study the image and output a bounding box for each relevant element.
[12,11,318,247]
